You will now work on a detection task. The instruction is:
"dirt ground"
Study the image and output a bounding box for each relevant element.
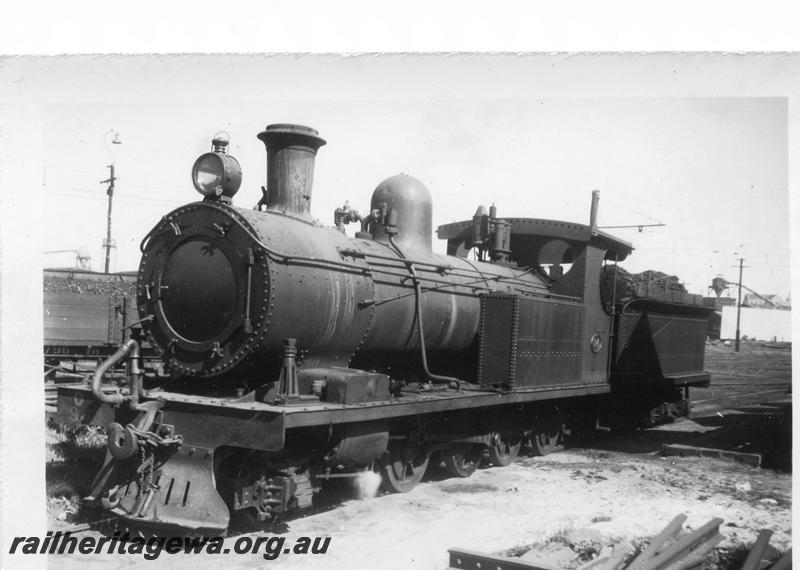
[43,342,792,569]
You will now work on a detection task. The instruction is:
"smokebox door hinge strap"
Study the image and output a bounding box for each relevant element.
[243,247,255,334]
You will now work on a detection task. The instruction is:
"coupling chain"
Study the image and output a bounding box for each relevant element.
[130,424,182,493]
[137,443,155,492]
[132,426,182,493]
[128,424,184,449]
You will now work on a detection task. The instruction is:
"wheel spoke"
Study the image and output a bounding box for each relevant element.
[531,428,563,457]
[487,433,521,467]
[442,445,481,478]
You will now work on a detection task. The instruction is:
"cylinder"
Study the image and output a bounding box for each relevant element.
[256,124,326,222]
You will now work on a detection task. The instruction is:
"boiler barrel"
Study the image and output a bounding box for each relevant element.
[138,202,547,377]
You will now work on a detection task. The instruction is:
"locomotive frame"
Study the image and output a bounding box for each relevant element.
[55,123,712,536]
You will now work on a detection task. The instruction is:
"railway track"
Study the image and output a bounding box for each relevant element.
[691,387,791,414]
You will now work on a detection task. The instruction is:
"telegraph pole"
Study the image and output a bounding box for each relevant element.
[734,257,746,352]
[101,163,116,273]
[101,129,121,274]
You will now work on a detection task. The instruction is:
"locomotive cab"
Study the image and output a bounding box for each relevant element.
[439,215,634,391]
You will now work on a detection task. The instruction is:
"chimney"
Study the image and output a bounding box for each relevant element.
[257,124,326,221]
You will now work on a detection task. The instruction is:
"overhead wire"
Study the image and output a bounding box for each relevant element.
[605,223,789,265]
[44,184,183,208]
[600,196,790,260]
[600,198,663,224]
[642,226,790,255]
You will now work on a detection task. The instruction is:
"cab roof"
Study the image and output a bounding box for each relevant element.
[437,217,633,262]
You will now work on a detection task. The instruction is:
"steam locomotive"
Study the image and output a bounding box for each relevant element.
[55,123,711,535]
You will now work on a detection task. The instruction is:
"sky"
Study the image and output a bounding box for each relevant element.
[21,54,791,299]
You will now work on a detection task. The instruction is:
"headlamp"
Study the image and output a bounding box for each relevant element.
[191,132,242,201]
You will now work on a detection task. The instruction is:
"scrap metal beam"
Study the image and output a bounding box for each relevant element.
[627,514,687,570]
[661,443,762,467]
[639,518,723,569]
[740,530,774,570]
[448,548,560,570]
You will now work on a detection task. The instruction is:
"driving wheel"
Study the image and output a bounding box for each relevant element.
[379,440,431,493]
